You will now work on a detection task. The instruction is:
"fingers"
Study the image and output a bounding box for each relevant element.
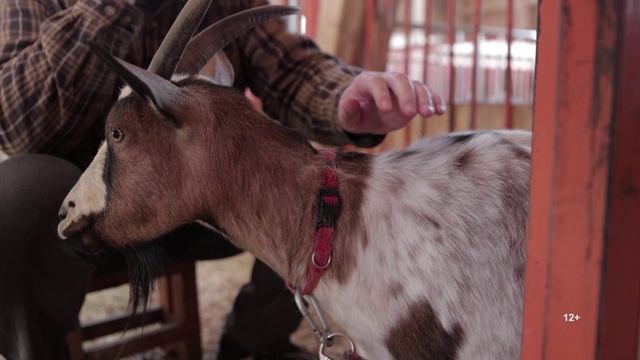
[383,72,446,118]
[348,72,446,117]
[433,93,446,115]
[339,98,365,132]
[383,72,417,117]
[351,73,393,112]
[338,71,448,135]
[413,80,435,117]
[411,80,446,116]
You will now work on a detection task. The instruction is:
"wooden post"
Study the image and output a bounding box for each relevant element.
[301,0,320,38]
[521,0,640,359]
[447,0,457,132]
[597,0,640,358]
[158,262,202,359]
[504,0,513,128]
[65,330,83,360]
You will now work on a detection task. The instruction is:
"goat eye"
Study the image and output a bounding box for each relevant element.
[111,128,124,142]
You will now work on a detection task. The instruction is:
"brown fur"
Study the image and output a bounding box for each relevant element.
[62,71,530,358]
[92,78,371,286]
[454,149,474,168]
[96,97,194,247]
[385,299,464,359]
[329,152,371,283]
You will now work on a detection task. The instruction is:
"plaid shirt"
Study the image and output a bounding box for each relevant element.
[0,0,368,167]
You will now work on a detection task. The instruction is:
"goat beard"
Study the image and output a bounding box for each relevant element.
[121,242,166,313]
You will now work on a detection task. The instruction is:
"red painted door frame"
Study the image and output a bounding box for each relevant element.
[522,0,640,359]
[598,0,640,358]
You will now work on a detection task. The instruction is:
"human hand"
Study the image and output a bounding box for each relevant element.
[338,72,446,134]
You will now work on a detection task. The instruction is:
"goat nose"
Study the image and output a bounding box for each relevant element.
[58,201,75,220]
[58,206,68,220]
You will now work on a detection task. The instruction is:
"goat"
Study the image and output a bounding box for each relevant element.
[57,1,531,358]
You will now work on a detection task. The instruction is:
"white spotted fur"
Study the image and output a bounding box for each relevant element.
[58,127,530,358]
[314,130,530,359]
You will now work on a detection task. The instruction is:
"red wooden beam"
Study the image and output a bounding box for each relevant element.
[597,0,640,357]
[302,0,320,38]
[402,0,411,75]
[364,0,376,70]
[403,0,412,146]
[421,0,432,137]
[470,0,481,129]
[421,0,432,85]
[504,0,513,128]
[447,0,456,132]
[521,0,638,359]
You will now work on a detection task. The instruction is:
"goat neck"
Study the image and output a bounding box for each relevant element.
[193,95,370,286]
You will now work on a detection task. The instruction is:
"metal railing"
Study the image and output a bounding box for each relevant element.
[285,0,537,146]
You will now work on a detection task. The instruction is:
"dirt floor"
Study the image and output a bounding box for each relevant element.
[80,253,318,359]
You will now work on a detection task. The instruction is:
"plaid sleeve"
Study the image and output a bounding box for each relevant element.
[0,0,144,156]
[211,0,375,146]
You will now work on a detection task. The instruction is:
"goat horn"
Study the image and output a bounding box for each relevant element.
[147,0,213,78]
[175,5,299,75]
[90,42,184,125]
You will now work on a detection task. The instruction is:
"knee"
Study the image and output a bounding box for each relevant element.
[0,154,81,246]
[0,154,80,208]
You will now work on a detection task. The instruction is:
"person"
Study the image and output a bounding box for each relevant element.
[0,0,445,359]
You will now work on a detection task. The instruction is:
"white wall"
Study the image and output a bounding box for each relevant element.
[0,151,7,163]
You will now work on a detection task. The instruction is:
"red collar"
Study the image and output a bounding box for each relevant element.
[290,149,341,295]
[289,150,367,359]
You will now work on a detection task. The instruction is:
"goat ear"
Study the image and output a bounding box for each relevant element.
[90,42,185,125]
[174,5,299,75]
[199,52,235,86]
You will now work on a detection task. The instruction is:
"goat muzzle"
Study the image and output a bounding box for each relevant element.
[63,220,106,255]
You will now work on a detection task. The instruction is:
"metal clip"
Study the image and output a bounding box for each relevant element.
[318,333,357,360]
[294,288,331,344]
[294,288,361,360]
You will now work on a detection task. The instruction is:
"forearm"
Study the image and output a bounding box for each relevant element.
[0,0,143,155]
